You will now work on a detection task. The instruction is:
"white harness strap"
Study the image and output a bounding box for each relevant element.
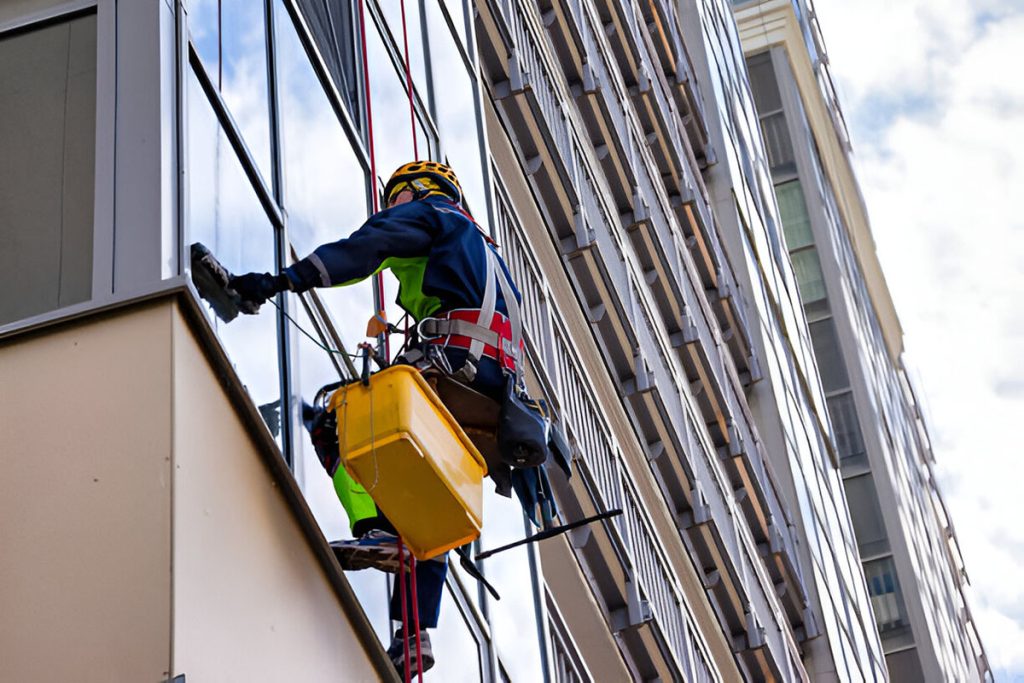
[487,247,524,383]
[469,244,497,364]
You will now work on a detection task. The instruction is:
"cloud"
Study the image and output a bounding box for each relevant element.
[812,0,1024,676]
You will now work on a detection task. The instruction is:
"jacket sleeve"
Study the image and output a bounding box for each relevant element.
[282,201,437,292]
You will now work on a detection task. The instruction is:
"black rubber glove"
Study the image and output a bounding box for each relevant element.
[228,272,291,312]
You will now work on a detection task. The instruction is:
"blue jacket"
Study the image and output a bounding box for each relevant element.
[283,196,521,321]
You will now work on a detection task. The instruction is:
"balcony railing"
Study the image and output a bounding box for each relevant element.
[479,0,812,677]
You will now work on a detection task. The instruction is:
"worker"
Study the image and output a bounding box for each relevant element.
[227,161,523,678]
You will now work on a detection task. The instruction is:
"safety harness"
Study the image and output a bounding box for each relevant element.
[416,245,524,382]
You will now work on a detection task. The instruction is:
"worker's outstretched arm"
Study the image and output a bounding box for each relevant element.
[230,201,437,307]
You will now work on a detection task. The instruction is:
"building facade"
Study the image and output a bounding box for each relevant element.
[0,1,985,682]
[732,0,993,681]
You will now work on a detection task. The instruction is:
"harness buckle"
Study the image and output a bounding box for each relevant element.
[416,317,444,342]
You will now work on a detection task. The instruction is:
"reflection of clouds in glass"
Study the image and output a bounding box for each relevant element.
[189,0,273,180]
[378,0,429,99]
[424,591,483,682]
[425,3,486,225]
[187,70,281,431]
[481,490,545,680]
[366,21,428,331]
[275,0,374,352]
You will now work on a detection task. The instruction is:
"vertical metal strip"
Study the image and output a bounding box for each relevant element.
[356,0,389,359]
[265,0,293,468]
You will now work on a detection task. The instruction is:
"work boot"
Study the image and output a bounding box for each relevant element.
[387,627,434,677]
[330,530,410,573]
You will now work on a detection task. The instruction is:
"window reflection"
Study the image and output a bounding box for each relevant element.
[377,0,430,101]
[275,0,375,354]
[187,68,281,444]
[189,0,274,183]
[366,17,434,334]
[425,0,488,230]
[424,584,483,681]
[292,0,362,128]
[480,489,545,681]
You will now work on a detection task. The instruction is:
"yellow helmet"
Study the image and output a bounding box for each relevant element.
[383,160,463,206]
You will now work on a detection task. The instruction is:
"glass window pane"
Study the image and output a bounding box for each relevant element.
[760,111,795,178]
[426,0,488,229]
[367,17,430,188]
[746,51,782,113]
[791,248,827,303]
[0,14,96,325]
[863,556,910,633]
[189,0,274,183]
[293,0,362,128]
[426,587,483,681]
[378,0,430,99]
[275,0,374,353]
[809,318,850,393]
[438,0,469,51]
[480,490,545,681]
[187,68,282,442]
[828,392,867,465]
[776,180,813,249]
[844,474,890,557]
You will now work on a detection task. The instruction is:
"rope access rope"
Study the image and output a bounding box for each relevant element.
[356,2,426,679]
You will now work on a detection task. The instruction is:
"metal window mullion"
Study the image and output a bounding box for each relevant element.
[264,0,297,469]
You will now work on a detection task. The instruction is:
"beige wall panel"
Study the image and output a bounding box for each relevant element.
[170,307,378,682]
[539,537,632,680]
[0,303,174,681]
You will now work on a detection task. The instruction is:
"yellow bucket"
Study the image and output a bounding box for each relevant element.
[328,365,487,560]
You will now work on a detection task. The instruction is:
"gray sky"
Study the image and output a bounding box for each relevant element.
[810,0,1024,678]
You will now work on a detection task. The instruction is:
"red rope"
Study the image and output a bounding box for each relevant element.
[409,556,424,682]
[397,538,411,683]
[356,0,390,358]
[399,0,419,159]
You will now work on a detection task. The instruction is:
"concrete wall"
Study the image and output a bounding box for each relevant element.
[0,299,382,682]
[0,303,174,681]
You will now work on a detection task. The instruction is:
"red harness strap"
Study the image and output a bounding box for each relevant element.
[423,309,522,373]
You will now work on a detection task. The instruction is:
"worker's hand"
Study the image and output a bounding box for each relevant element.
[228,272,288,313]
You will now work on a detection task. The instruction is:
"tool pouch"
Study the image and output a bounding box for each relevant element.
[497,376,550,469]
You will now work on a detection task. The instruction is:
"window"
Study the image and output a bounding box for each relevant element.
[790,248,827,304]
[844,474,889,557]
[274,0,374,354]
[481,490,547,681]
[293,0,362,127]
[829,391,867,467]
[864,556,911,636]
[0,12,96,325]
[425,0,488,227]
[186,68,282,443]
[809,317,851,393]
[746,51,796,179]
[188,0,274,183]
[775,180,813,249]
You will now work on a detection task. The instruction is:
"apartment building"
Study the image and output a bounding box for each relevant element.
[732,0,992,680]
[0,0,984,681]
